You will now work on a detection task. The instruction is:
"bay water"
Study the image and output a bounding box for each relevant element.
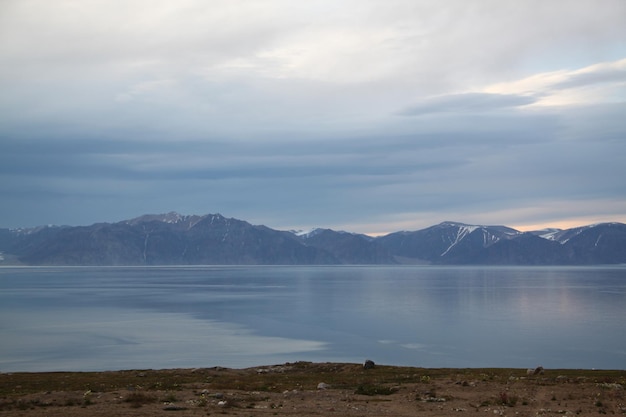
[1,265,624,372]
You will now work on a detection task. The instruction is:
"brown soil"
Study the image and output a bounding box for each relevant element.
[1,362,624,416]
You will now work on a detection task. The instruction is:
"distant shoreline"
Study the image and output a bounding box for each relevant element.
[3,364,626,374]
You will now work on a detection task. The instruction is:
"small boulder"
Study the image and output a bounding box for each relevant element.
[317,382,330,390]
[163,404,187,411]
[363,360,375,370]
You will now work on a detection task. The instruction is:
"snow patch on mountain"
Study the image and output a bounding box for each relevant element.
[435,221,521,257]
[125,212,208,229]
[535,228,562,241]
[290,228,326,238]
[440,225,478,256]
[127,212,185,225]
[10,225,58,235]
[289,228,365,239]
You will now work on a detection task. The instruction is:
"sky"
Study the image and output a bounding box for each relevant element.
[1,0,625,235]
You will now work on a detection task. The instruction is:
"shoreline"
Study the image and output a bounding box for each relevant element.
[4,365,626,375]
[3,361,625,375]
[2,362,625,416]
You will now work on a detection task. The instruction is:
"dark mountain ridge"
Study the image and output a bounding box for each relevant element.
[1,213,625,265]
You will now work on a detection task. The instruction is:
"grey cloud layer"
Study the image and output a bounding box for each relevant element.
[3,100,624,231]
[1,0,625,232]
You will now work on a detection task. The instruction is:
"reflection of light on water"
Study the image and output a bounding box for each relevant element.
[0,308,327,372]
[2,266,624,371]
[399,343,426,350]
[516,281,600,324]
[378,339,428,351]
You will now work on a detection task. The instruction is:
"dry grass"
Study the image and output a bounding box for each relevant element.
[1,363,624,416]
[1,363,624,398]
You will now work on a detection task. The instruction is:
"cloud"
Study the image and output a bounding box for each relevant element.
[115,79,178,102]
[484,58,626,107]
[397,93,537,116]
[399,58,626,117]
[552,59,626,89]
[0,1,625,232]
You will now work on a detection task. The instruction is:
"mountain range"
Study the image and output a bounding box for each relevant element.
[1,212,625,265]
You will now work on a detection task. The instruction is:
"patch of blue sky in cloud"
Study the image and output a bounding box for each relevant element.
[0,0,625,234]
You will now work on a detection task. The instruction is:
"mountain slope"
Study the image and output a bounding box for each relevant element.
[479,233,569,265]
[560,222,626,264]
[2,213,338,265]
[295,228,396,264]
[376,221,521,264]
[1,214,625,265]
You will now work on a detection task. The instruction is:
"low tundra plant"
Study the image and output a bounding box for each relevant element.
[124,392,156,408]
[499,392,518,407]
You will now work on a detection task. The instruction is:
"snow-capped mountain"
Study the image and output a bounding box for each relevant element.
[125,212,205,229]
[377,221,522,264]
[1,214,625,265]
[528,228,563,241]
[289,228,326,239]
[293,228,393,264]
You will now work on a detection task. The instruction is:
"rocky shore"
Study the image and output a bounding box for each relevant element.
[1,362,624,416]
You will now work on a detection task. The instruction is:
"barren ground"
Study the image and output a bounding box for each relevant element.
[1,362,624,416]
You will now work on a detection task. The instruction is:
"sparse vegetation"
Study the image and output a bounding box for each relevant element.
[0,364,624,416]
[161,392,179,403]
[498,391,518,407]
[354,384,397,396]
[123,391,157,408]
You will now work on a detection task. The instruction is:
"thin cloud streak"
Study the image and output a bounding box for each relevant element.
[397,93,537,116]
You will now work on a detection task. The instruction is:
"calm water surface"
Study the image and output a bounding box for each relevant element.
[1,266,624,371]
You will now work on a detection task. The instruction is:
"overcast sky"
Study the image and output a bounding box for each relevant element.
[1,0,625,235]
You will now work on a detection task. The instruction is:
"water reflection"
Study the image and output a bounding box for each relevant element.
[0,266,624,371]
[0,307,326,372]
